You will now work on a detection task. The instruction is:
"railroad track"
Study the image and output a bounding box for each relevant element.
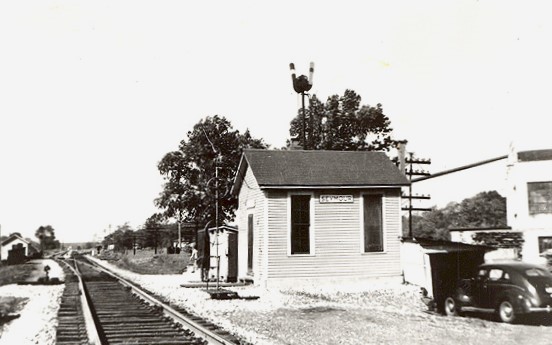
[55,261,90,345]
[55,257,243,345]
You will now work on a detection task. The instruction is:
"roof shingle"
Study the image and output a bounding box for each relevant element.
[233,149,409,193]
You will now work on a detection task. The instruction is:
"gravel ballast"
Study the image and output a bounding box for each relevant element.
[87,256,552,345]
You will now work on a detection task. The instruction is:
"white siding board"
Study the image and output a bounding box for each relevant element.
[264,189,402,281]
[236,166,266,281]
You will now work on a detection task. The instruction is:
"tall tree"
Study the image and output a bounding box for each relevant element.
[155,115,267,229]
[289,89,394,151]
[35,225,59,250]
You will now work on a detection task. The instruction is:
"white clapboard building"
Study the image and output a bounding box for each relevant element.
[231,149,409,288]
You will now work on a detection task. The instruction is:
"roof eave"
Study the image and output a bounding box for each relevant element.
[230,154,249,196]
[258,184,409,189]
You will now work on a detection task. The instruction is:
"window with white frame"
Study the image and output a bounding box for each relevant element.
[528,182,552,215]
[290,194,311,254]
[363,194,383,252]
[539,236,552,255]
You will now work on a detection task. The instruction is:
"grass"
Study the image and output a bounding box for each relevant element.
[0,263,35,287]
[99,249,192,274]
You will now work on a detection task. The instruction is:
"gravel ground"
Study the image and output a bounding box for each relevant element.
[0,284,64,345]
[87,256,552,345]
[0,259,65,345]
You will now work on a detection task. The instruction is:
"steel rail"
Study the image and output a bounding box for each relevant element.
[82,256,237,345]
[59,259,102,345]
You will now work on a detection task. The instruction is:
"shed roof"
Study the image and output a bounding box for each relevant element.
[1,233,30,247]
[232,149,409,195]
[448,226,512,232]
[402,237,495,253]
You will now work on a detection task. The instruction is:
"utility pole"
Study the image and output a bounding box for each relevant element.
[399,152,432,237]
[290,62,314,149]
[215,162,220,290]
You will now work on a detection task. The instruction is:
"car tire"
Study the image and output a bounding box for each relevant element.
[497,300,516,323]
[444,297,460,317]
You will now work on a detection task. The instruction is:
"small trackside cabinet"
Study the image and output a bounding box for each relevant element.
[207,225,239,283]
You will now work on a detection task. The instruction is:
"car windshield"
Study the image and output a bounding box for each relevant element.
[524,268,552,277]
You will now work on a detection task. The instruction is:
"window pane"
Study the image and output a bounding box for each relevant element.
[247,214,254,274]
[291,195,310,254]
[364,195,383,252]
[489,269,503,280]
[528,182,552,214]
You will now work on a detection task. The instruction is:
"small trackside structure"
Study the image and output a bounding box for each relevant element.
[231,149,410,288]
[1,233,36,264]
[197,225,239,283]
[401,237,493,311]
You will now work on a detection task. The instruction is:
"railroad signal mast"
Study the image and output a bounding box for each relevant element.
[202,127,223,290]
[289,62,314,149]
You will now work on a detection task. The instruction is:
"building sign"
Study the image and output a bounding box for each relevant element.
[319,195,353,203]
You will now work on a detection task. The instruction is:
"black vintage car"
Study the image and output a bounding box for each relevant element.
[444,262,552,323]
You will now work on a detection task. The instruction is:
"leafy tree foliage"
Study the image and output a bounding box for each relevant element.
[289,90,394,151]
[102,223,134,251]
[139,214,195,249]
[35,225,60,250]
[155,115,267,228]
[405,191,507,240]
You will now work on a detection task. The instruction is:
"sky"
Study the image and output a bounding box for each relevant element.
[1,1,552,242]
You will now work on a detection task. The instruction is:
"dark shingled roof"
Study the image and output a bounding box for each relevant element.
[232,149,409,194]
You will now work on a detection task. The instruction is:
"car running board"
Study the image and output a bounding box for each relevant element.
[460,306,496,313]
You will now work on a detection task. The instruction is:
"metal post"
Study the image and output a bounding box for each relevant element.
[309,95,314,150]
[408,153,413,238]
[301,92,306,149]
[215,162,220,290]
[178,218,181,251]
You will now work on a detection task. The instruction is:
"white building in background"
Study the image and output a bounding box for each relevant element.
[505,146,552,264]
[450,145,552,265]
[1,233,31,260]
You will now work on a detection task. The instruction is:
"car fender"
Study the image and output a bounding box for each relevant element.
[495,289,528,313]
[454,289,473,307]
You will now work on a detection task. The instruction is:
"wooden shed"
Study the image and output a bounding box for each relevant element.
[231,149,410,288]
[401,237,494,310]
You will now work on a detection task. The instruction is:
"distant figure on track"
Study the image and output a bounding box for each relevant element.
[189,243,198,273]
